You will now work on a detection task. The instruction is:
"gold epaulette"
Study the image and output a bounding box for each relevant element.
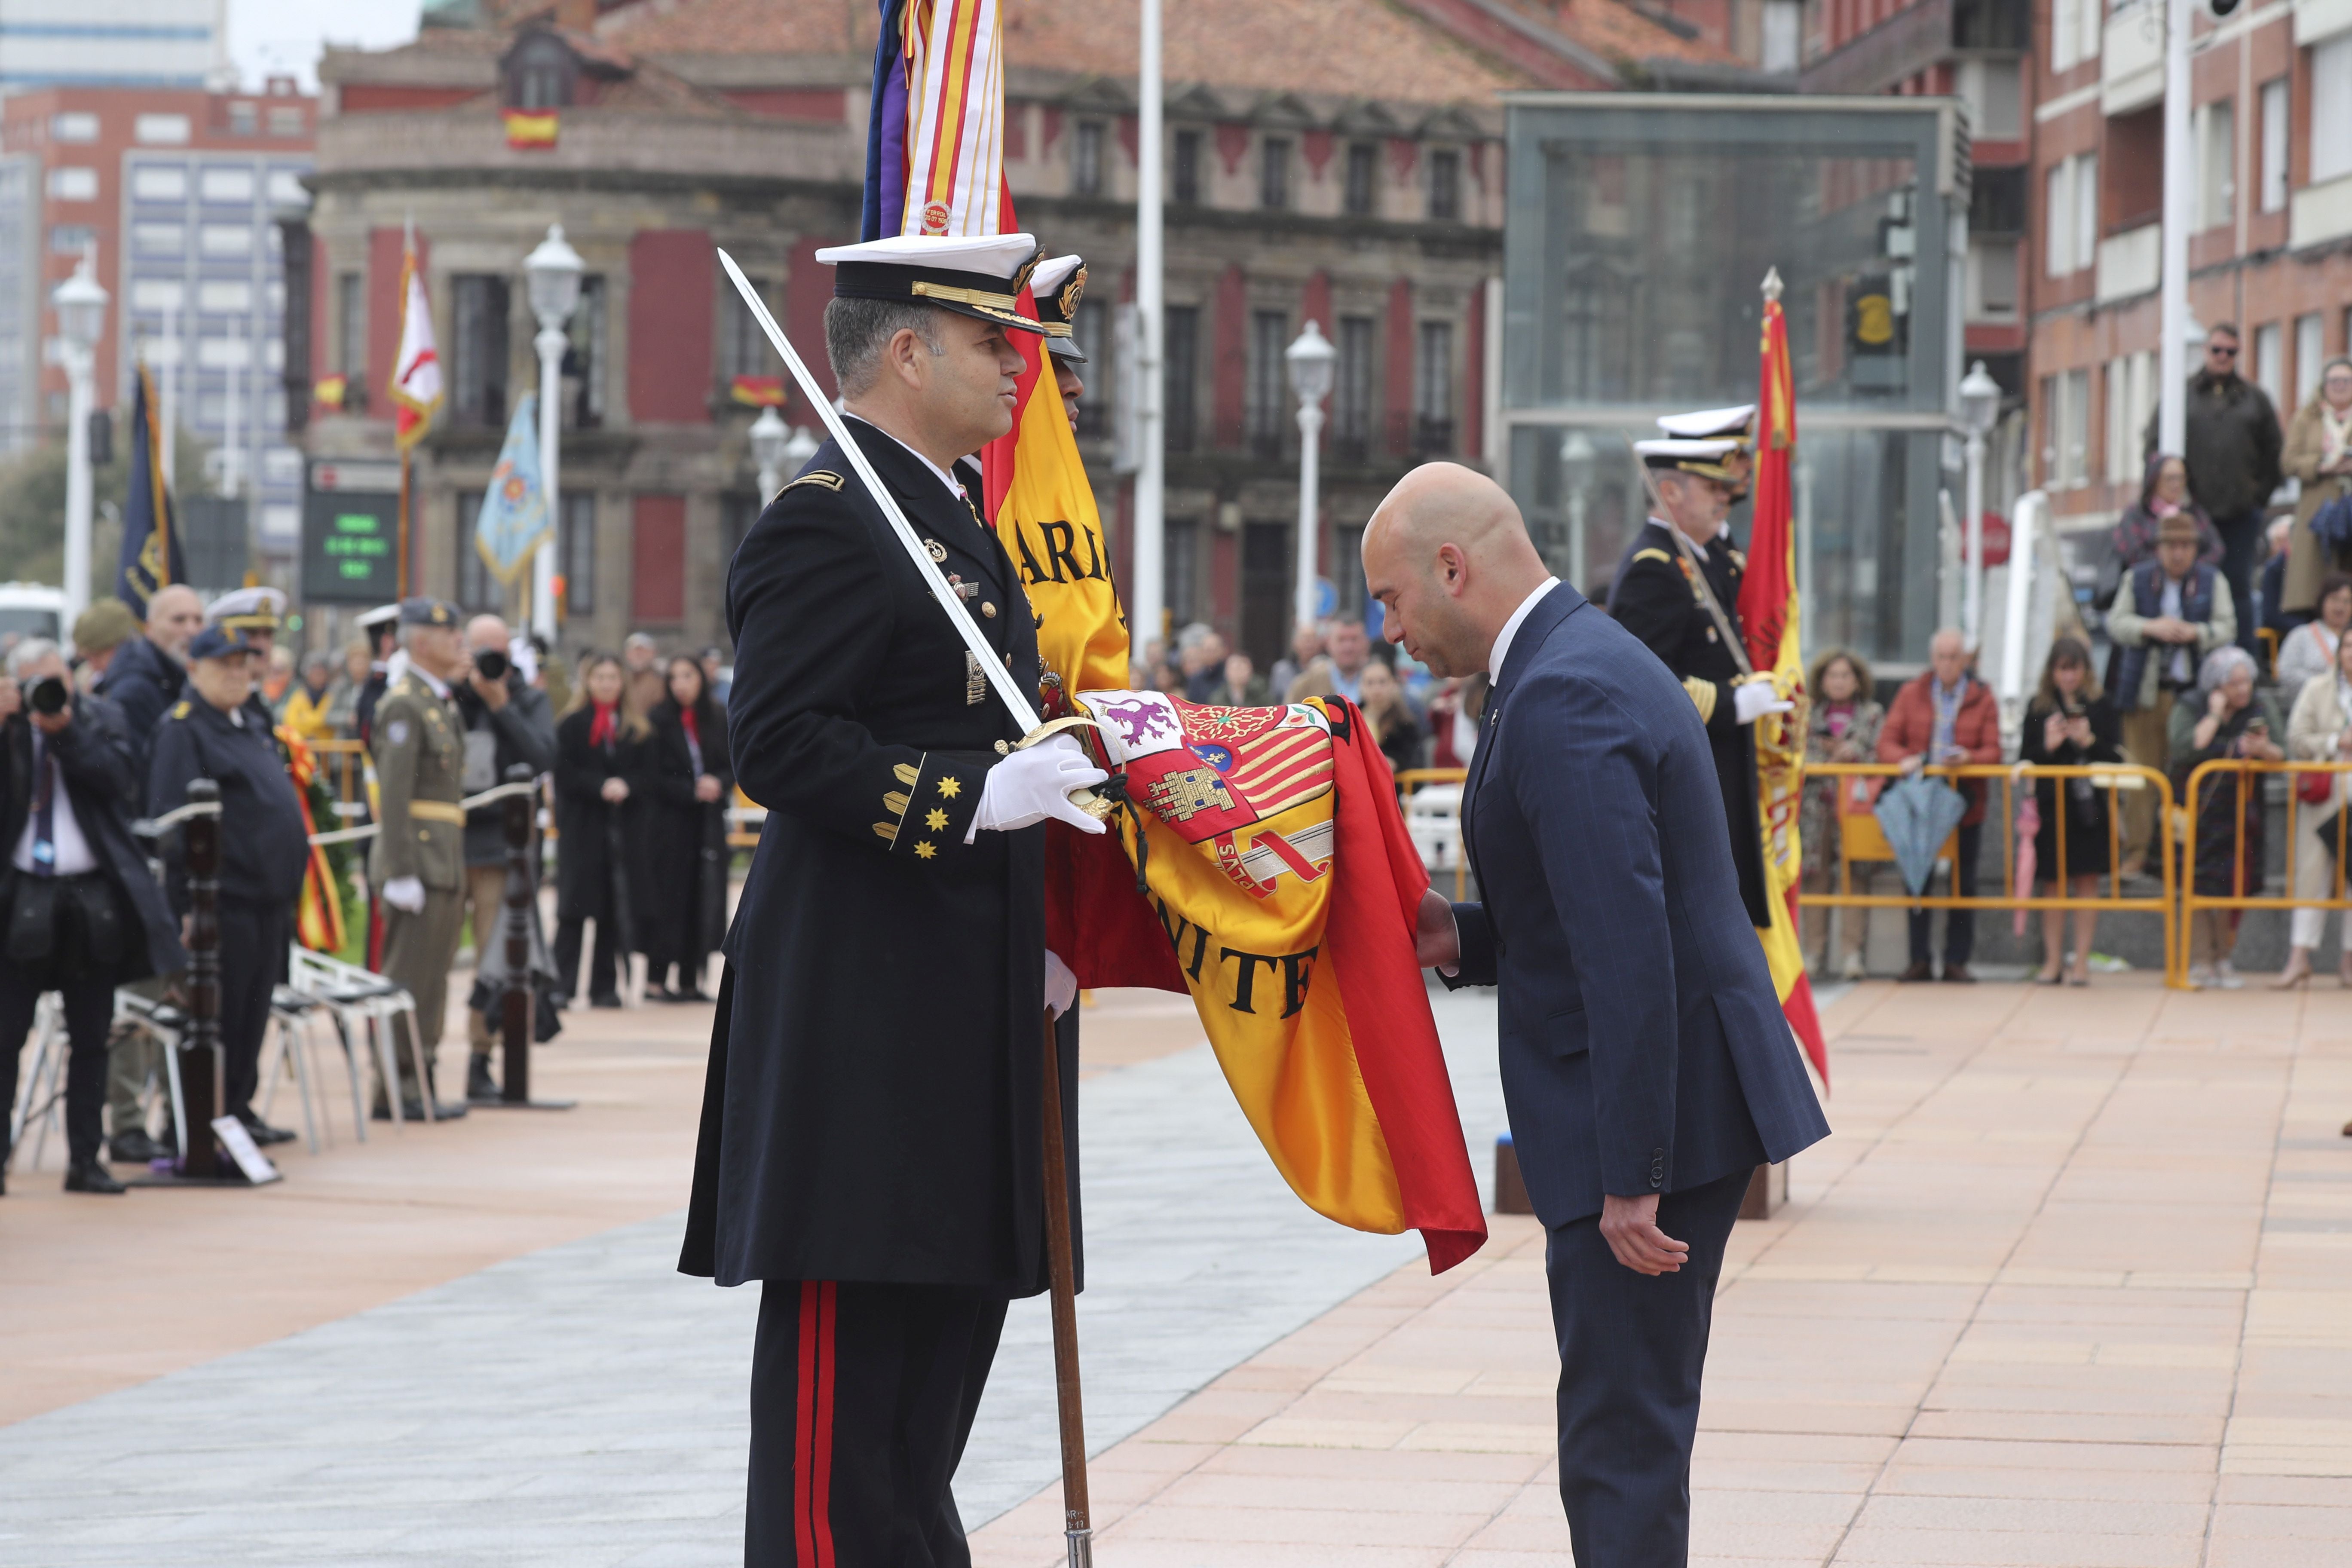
[1681,676,1717,723]
[1632,548,1674,567]
[781,471,845,495]
[169,701,191,720]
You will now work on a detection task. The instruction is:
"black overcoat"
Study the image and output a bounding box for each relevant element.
[2020,695,2125,880]
[1608,519,1773,927]
[640,697,732,970]
[679,419,1073,1294]
[552,705,647,925]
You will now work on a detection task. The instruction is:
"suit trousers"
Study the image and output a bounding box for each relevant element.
[2217,507,2264,657]
[217,898,290,1118]
[462,862,510,1057]
[0,964,114,1166]
[376,886,464,1102]
[1547,1167,1751,1568]
[1907,821,1983,969]
[746,1278,1008,1568]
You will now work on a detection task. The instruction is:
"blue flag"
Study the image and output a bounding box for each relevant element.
[474,392,548,586]
[861,0,908,241]
[116,365,186,619]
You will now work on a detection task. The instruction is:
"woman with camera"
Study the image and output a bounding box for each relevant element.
[2019,637,2124,986]
[0,640,186,1195]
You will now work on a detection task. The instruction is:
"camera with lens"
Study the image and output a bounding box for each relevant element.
[22,675,68,717]
[472,647,510,683]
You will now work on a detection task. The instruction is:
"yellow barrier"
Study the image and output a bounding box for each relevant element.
[1395,766,1472,902]
[2175,759,2352,984]
[1801,762,2180,981]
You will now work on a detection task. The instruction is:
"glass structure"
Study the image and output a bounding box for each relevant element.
[1502,94,1969,664]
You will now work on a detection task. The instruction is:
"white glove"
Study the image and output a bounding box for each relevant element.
[965,734,1109,840]
[381,876,426,913]
[1044,949,1078,1020]
[1733,682,1795,726]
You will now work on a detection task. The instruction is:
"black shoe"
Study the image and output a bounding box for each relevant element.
[589,993,623,1009]
[65,1158,127,1194]
[1896,961,1934,983]
[234,1110,297,1146]
[467,1056,500,1102]
[108,1130,167,1164]
[1941,963,1976,984]
[371,1097,427,1123]
[430,1098,470,1120]
[681,985,712,1004]
[550,992,571,1012]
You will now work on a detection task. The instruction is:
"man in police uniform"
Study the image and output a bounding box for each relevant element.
[368,599,474,1122]
[679,232,1108,1568]
[1608,423,1791,928]
[147,628,310,1145]
[1028,252,1088,432]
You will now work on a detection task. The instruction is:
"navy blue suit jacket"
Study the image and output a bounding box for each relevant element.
[1449,582,1828,1225]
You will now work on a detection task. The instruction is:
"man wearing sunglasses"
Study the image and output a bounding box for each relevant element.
[2147,324,2283,658]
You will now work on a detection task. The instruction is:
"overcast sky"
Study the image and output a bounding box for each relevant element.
[227,0,423,92]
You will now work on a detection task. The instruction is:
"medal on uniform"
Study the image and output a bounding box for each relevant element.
[965,650,987,705]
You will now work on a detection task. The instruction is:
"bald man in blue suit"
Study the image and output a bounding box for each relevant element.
[1362,463,1829,1567]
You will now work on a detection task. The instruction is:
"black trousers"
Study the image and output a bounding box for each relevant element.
[747,1279,1008,1568]
[1547,1167,1751,1568]
[217,898,288,1119]
[1907,819,1983,968]
[2216,506,2264,657]
[0,964,113,1167]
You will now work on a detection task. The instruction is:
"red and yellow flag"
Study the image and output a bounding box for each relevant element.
[386,239,441,452]
[1738,276,1829,1085]
[277,728,348,955]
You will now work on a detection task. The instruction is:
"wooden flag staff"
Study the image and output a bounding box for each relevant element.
[1038,1010,1092,1568]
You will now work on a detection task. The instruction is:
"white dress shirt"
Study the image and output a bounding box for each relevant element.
[12,732,99,876]
[846,415,969,504]
[1487,577,1562,679]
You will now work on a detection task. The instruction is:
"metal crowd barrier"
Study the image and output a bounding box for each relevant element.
[1395,766,1472,902]
[2175,759,2352,983]
[1801,761,2180,981]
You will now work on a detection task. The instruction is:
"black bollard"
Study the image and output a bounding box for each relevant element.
[181,778,224,1177]
[481,765,570,1112]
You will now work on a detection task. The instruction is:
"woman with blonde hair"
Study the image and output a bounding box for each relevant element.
[2279,356,2352,619]
[1800,647,1882,979]
[553,652,650,1007]
[2278,625,2352,988]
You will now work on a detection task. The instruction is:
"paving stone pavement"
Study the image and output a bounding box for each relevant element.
[0,988,1513,1568]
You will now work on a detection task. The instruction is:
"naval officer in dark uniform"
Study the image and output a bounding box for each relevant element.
[147,627,310,1145]
[1607,428,1791,928]
[679,231,1107,1568]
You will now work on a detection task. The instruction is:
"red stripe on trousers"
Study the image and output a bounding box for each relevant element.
[795,1282,819,1566]
[812,1282,838,1568]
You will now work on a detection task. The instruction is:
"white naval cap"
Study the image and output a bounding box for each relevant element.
[1656,404,1756,441]
[1027,254,1087,362]
[814,233,1046,333]
[205,585,287,631]
[1634,436,1745,480]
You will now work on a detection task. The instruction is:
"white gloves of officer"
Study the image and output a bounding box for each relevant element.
[382,876,427,913]
[1044,949,1077,1020]
[965,734,1109,841]
[1732,681,1796,726]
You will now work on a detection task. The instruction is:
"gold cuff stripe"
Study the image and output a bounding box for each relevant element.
[879,756,925,849]
[911,280,1020,312]
[1681,676,1718,724]
[883,790,910,816]
[872,821,898,844]
[407,800,466,825]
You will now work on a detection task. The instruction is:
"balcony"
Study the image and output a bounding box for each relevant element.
[2095,222,2160,302]
[2102,0,2163,116]
[2290,172,2352,251]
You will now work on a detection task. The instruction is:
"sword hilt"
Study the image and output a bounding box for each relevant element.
[1016,717,1117,821]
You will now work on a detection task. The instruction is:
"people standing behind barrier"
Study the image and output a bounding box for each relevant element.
[453,614,557,1097]
[148,628,309,1145]
[366,600,477,1121]
[1286,615,1373,704]
[1879,630,2002,983]
[2169,645,2285,989]
[97,584,204,775]
[2108,511,2238,876]
[2112,454,2224,571]
[1355,658,1424,778]
[2278,627,2352,990]
[1207,650,1268,707]
[279,651,338,741]
[641,655,731,1004]
[2020,637,2125,986]
[2279,357,2352,625]
[321,641,369,738]
[67,600,140,695]
[554,654,648,1009]
[1269,622,1323,698]
[1801,648,1884,980]
[0,640,187,1196]
[2147,324,2283,657]
[2278,573,2352,714]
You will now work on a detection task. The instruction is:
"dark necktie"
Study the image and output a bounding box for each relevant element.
[30,734,57,877]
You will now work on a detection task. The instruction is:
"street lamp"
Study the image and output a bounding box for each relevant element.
[524,223,584,642]
[749,405,790,502]
[781,423,818,484]
[1959,359,2001,652]
[54,251,107,625]
[1285,319,1336,636]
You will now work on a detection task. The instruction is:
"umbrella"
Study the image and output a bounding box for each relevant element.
[2013,789,2039,937]
[1874,775,1970,897]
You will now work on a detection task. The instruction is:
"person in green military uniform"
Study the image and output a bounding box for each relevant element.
[368,598,473,1122]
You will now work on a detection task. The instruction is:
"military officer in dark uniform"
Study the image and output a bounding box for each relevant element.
[147,628,310,1145]
[205,585,288,734]
[680,232,1106,1568]
[1607,430,1792,928]
[1028,252,1088,432]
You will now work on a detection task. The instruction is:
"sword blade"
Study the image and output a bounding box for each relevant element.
[715,248,1042,734]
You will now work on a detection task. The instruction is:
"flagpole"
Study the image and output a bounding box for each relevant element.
[1130,0,1165,671]
[1038,1009,1092,1568]
[398,448,410,599]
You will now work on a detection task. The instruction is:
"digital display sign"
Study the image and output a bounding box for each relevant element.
[300,490,401,603]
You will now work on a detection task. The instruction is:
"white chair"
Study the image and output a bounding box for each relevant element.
[110,989,192,1162]
[258,983,367,1153]
[283,947,433,1127]
[6,993,67,1174]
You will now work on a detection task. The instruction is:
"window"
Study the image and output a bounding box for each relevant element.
[451,273,511,429]
[2194,100,2233,230]
[716,274,772,384]
[2052,0,2079,71]
[46,168,97,201]
[336,271,364,377]
[561,491,596,614]
[229,102,258,137]
[199,280,253,312]
[1414,321,1454,455]
[1761,0,1801,71]
[268,170,307,205]
[2045,159,2073,276]
[201,167,256,204]
[50,112,98,143]
[199,223,253,257]
[567,276,607,429]
[1164,518,1199,626]
[507,32,576,110]
[1335,315,1375,460]
[133,166,187,202]
[1072,297,1109,438]
[2104,358,2132,482]
[456,493,501,611]
[1072,120,1105,198]
[2313,36,2352,187]
[1246,309,1289,455]
[132,222,182,254]
[1344,142,1377,217]
[1260,138,1290,211]
[2073,153,2098,274]
[49,224,96,254]
[1428,149,1460,221]
[135,113,191,144]
[1970,240,2018,317]
[2295,314,2324,405]
[1164,304,1198,452]
[1958,59,2021,140]
[268,107,305,138]
[2259,79,2288,213]
[1173,129,1201,204]
[2041,371,2090,489]
[133,280,184,311]
[2253,321,2283,407]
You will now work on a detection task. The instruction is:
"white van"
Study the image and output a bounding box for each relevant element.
[0,582,67,652]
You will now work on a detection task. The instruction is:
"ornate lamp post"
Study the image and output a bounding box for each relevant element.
[749,405,790,502]
[1958,359,2001,650]
[524,224,583,641]
[1284,319,1336,638]
[54,253,108,623]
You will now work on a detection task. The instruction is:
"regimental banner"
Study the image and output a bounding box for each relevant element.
[1079,689,1487,1273]
[387,241,441,451]
[1738,278,1829,1085]
[988,354,1128,699]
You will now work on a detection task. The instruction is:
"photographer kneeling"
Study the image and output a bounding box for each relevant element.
[0,640,186,1195]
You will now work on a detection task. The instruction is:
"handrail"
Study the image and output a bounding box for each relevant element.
[2176,759,2352,984]
[1394,767,1473,901]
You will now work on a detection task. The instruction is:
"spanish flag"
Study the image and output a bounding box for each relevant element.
[386,235,441,451]
[1738,273,1829,1085]
[502,109,559,150]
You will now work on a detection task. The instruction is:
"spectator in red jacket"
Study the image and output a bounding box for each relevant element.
[1877,628,2004,982]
